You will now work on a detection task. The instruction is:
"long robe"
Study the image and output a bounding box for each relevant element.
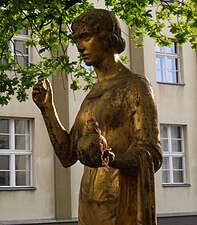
[71,72,162,225]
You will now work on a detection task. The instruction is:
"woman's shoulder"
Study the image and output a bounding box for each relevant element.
[123,69,151,90]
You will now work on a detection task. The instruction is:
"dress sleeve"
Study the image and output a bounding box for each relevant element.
[110,76,162,172]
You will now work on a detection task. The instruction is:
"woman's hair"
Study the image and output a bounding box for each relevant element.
[71,9,126,54]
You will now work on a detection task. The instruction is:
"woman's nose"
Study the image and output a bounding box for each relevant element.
[77,40,85,53]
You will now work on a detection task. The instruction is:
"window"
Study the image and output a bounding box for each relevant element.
[0,118,32,187]
[160,124,186,184]
[156,42,181,84]
[0,29,29,67]
[14,30,29,66]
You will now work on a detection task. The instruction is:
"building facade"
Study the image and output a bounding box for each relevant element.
[0,3,197,225]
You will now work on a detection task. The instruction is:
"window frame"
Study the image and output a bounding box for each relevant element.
[0,29,30,67]
[0,118,33,188]
[160,124,187,185]
[13,30,30,67]
[155,41,182,84]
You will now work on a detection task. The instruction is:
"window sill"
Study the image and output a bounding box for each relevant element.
[162,183,191,188]
[157,81,185,86]
[0,187,36,191]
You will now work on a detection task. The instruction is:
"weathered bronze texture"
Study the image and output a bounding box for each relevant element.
[32,9,162,225]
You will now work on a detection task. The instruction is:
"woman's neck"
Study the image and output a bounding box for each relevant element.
[93,54,125,82]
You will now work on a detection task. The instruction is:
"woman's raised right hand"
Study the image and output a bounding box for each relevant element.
[32,79,53,110]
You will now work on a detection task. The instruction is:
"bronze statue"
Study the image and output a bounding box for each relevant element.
[32,9,162,225]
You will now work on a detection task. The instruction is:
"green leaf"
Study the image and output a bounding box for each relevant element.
[0,0,196,105]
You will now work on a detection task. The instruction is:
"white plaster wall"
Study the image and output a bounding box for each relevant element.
[0,41,56,220]
[0,91,56,220]
[143,35,197,214]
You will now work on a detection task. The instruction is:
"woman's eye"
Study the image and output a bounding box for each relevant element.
[82,33,90,40]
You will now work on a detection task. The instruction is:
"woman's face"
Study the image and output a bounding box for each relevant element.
[73,23,111,66]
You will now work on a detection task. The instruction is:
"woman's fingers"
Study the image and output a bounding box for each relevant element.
[33,78,49,94]
[44,78,51,90]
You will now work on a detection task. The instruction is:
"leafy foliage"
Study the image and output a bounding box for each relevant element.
[0,0,196,105]
[109,0,197,48]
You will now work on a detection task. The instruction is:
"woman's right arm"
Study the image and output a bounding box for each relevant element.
[32,79,78,168]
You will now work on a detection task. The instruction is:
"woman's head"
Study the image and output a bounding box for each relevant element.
[71,9,125,54]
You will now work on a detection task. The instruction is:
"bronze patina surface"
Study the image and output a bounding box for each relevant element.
[32,9,162,225]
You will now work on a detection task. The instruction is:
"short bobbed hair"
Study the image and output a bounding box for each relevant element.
[71,9,126,54]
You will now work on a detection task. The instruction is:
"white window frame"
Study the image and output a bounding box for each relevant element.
[0,29,30,67]
[160,124,186,185]
[0,118,33,187]
[13,30,30,67]
[155,41,182,84]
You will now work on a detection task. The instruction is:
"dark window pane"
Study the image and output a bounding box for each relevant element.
[0,58,9,65]
[14,40,28,54]
[174,42,178,53]
[15,135,30,150]
[172,140,182,152]
[15,155,30,170]
[171,126,181,138]
[175,58,178,71]
[15,55,28,66]
[15,135,26,150]
[15,120,29,134]
[173,157,183,169]
[162,170,170,183]
[0,155,9,170]
[16,171,30,186]
[0,171,10,186]
[173,171,184,183]
[0,119,9,133]
[0,135,9,149]
[160,126,168,138]
[161,139,168,152]
[18,30,28,35]
[162,157,170,169]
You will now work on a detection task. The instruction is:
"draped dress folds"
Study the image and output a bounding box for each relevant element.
[71,72,162,225]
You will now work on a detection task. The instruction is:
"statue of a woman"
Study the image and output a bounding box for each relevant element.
[32,9,162,225]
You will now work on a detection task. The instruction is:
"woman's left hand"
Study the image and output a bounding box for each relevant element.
[77,119,115,168]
